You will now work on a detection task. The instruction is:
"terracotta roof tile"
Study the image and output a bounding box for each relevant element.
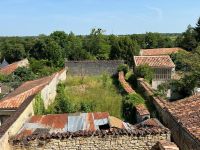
[135,104,150,116]
[12,117,169,144]
[166,95,200,141]
[140,47,183,56]
[0,73,55,109]
[0,62,18,75]
[134,56,175,68]
[0,59,29,75]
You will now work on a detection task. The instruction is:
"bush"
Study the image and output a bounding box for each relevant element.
[29,58,59,77]
[135,64,154,83]
[33,93,45,115]
[154,82,170,98]
[80,101,96,112]
[14,67,36,81]
[117,64,129,74]
[122,93,144,123]
[46,83,74,114]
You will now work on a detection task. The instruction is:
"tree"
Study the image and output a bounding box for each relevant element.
[135,64,154,83]
[1,40,26,63]
[30,37,64,67]
[66,32,91,60]
[84,28,111,60]
[109,36,139,65]
[14,67,36,81]
[195,17,200,42]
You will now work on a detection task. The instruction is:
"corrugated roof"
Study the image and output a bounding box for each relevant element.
[15,112,127,138]
[140,47,183,56]
[134,56,175,68]
[12,117,169,143]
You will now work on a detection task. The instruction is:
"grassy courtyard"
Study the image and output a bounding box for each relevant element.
[63,75,122,118]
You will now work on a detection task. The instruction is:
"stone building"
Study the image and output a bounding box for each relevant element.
[134,56,175,90]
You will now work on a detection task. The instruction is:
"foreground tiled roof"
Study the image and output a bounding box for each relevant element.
[140,47,183,56]
[12,117,169,144]
[0,59,28,75]
[167,95,200,141]
[14,112,122,138]
[135,104,150,116]
[0,74,55,109]
[134,56,175,68]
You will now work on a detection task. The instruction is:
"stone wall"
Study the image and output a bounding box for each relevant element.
[137,78,200,150]
[12,133,170,150]
[41,69,67,109]
[17,58,29,68]
[66,60,124,75]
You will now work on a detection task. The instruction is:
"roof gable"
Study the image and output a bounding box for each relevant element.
[134,55,175,68]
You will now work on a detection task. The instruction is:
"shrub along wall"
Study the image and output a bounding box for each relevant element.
[118,71,145,123]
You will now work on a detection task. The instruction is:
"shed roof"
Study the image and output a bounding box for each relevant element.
[15,112,124,138]
[134,56,175,68]
[140,47,183,56]
[13,114,169,142]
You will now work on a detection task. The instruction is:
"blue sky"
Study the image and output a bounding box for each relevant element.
[0,0,200,36]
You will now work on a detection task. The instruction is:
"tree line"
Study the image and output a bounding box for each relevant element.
[0,29,176,67]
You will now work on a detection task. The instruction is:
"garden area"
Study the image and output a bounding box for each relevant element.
[46,74,123,119]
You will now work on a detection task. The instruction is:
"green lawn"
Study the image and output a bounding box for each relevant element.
[63,75,123,118]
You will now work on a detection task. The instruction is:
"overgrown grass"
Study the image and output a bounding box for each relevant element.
[63,75,123,118]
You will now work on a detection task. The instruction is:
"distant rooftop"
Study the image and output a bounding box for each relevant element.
[0,59,29,75]
[134,56,175,68]
[140,47,183,56]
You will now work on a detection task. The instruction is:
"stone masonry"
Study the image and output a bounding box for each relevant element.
[12,133,170,150]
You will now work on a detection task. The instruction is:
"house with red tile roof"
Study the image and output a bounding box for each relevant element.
[0,68,66,125]
[140,47,183,56]
[0,68,66,150]
[134,55,175,90]
[0,59,29,75]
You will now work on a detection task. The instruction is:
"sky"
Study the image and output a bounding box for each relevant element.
[0,0,200,36]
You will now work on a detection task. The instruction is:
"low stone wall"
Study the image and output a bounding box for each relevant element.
[137,78,200,150]
[12,133,170,150]
[118,71,135,94]
[41,69,66,109]
[66,60,124,75]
